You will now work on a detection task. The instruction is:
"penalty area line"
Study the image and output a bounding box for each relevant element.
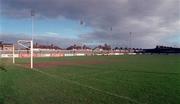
[33,68,145,104]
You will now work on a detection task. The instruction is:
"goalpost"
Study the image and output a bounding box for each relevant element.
[13,40,33,69]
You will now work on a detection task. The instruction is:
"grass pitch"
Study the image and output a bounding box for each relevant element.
[0,55,180,104]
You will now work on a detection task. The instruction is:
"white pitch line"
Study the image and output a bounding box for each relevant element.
[33,68,146,104]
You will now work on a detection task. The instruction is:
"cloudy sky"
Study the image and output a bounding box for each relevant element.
[0,0,180,48]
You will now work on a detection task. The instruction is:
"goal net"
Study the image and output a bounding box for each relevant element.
[13,40,33,69]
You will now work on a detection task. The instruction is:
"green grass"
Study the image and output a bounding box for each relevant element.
[0,55,180,104]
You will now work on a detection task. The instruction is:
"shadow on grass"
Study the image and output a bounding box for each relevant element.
[0,96,4,104]
[0,66,7,72]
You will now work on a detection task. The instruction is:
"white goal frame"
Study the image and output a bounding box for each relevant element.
[13,40,33,69]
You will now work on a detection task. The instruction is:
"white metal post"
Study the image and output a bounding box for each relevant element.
[32,10,34,41]
[130,32,132,49]
[31,10,34,69]
[13,44,15,64]
[30,41,33,69]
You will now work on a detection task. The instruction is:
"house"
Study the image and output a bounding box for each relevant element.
[0,41,13,50]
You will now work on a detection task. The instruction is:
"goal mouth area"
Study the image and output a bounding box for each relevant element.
[15,40,34,69]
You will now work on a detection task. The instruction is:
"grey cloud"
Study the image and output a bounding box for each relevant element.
[1,0,180,48]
